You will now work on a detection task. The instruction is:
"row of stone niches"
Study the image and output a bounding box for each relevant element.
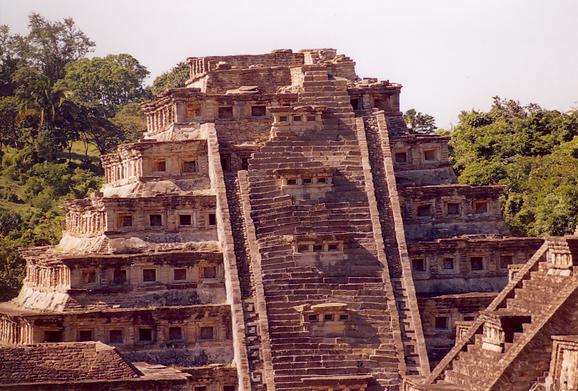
[117,211,216,229]
[282,175,332,186]
[426,313,477,335]
[44,324,221,346]
[150,158,199,175]
[149,100,326,133]
[78,263,219,287]
[152,102,269,129]
[105,157,205,184]
[274,113,319,125]
[210,104,269,121]
[412,254,517,275]
[295,241,343,253]
[394,147,442,165]
[413,200,491,218]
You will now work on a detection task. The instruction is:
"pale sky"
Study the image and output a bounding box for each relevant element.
[1,0,577,128]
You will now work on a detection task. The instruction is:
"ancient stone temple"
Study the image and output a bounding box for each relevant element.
[0,48,575,390]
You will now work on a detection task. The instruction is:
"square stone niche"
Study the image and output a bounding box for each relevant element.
[294,303,355,337]
[293,239,346,268]
[275,168,335,203]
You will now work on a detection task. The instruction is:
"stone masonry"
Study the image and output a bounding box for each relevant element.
[0,48,566,390]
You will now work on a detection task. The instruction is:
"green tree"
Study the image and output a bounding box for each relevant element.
[54,54,150,153]
[9,13,94,83]
[2,14,96,158]
[0,95,19,149]
[112,101,146,142]
[12,65,56,130]
[11,66,79,160]
[0,208,22,236]
[0,25,20,97]
[150,61,189,96]
[0,14,148,299]
[56,54,149,116]
[450,97,578,236]
[0,239,24,301]
[404,108,437,134]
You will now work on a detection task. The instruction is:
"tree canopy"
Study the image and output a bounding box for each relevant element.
[0,15,151,157]
[149,61,189,96]
[56,54,150,116]
[8,13,95,83]
[404,108,437,134]
[450,97,578,236]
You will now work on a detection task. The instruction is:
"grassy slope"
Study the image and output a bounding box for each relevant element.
[0,141,101,213]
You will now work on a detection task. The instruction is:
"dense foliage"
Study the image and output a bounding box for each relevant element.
[404,108,437,134]
[149,61,189,96]
[450,97,578,237]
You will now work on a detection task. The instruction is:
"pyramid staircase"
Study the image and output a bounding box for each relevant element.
[244,147,403,389]
[224,67,428,389]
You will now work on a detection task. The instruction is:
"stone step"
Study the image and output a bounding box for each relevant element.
[506,296,550,312]
[444,369,478,388]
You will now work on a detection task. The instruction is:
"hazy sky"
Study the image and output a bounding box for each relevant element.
[1,0,577,127]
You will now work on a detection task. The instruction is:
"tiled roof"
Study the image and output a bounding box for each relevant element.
[0,342,140,385]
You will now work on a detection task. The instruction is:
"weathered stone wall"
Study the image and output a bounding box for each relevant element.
[0,48,555,390]
[183,364,238,391]
[3,305,234,367]
[361,112,430,374]
[492,278,578,389]
[2,380,190,391]
[234,170,276,389]
[214,119,273,149]
[202,67,293,94]
[391,136,451,169]
[64,201,106,237]
[390,135,456,186]
[347,82,402,115]
[400,185,510,240]
[0,343,195,390]
[417,238,578,390]
[63,195,218,243]
[0,342,140,383]
[235,67,415,389]
[16,249,225,311]
[546,335,578,391]
[144,92,298,139]
[188,50,305,79]
[139,143,208,179]
[409,237,543,294]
